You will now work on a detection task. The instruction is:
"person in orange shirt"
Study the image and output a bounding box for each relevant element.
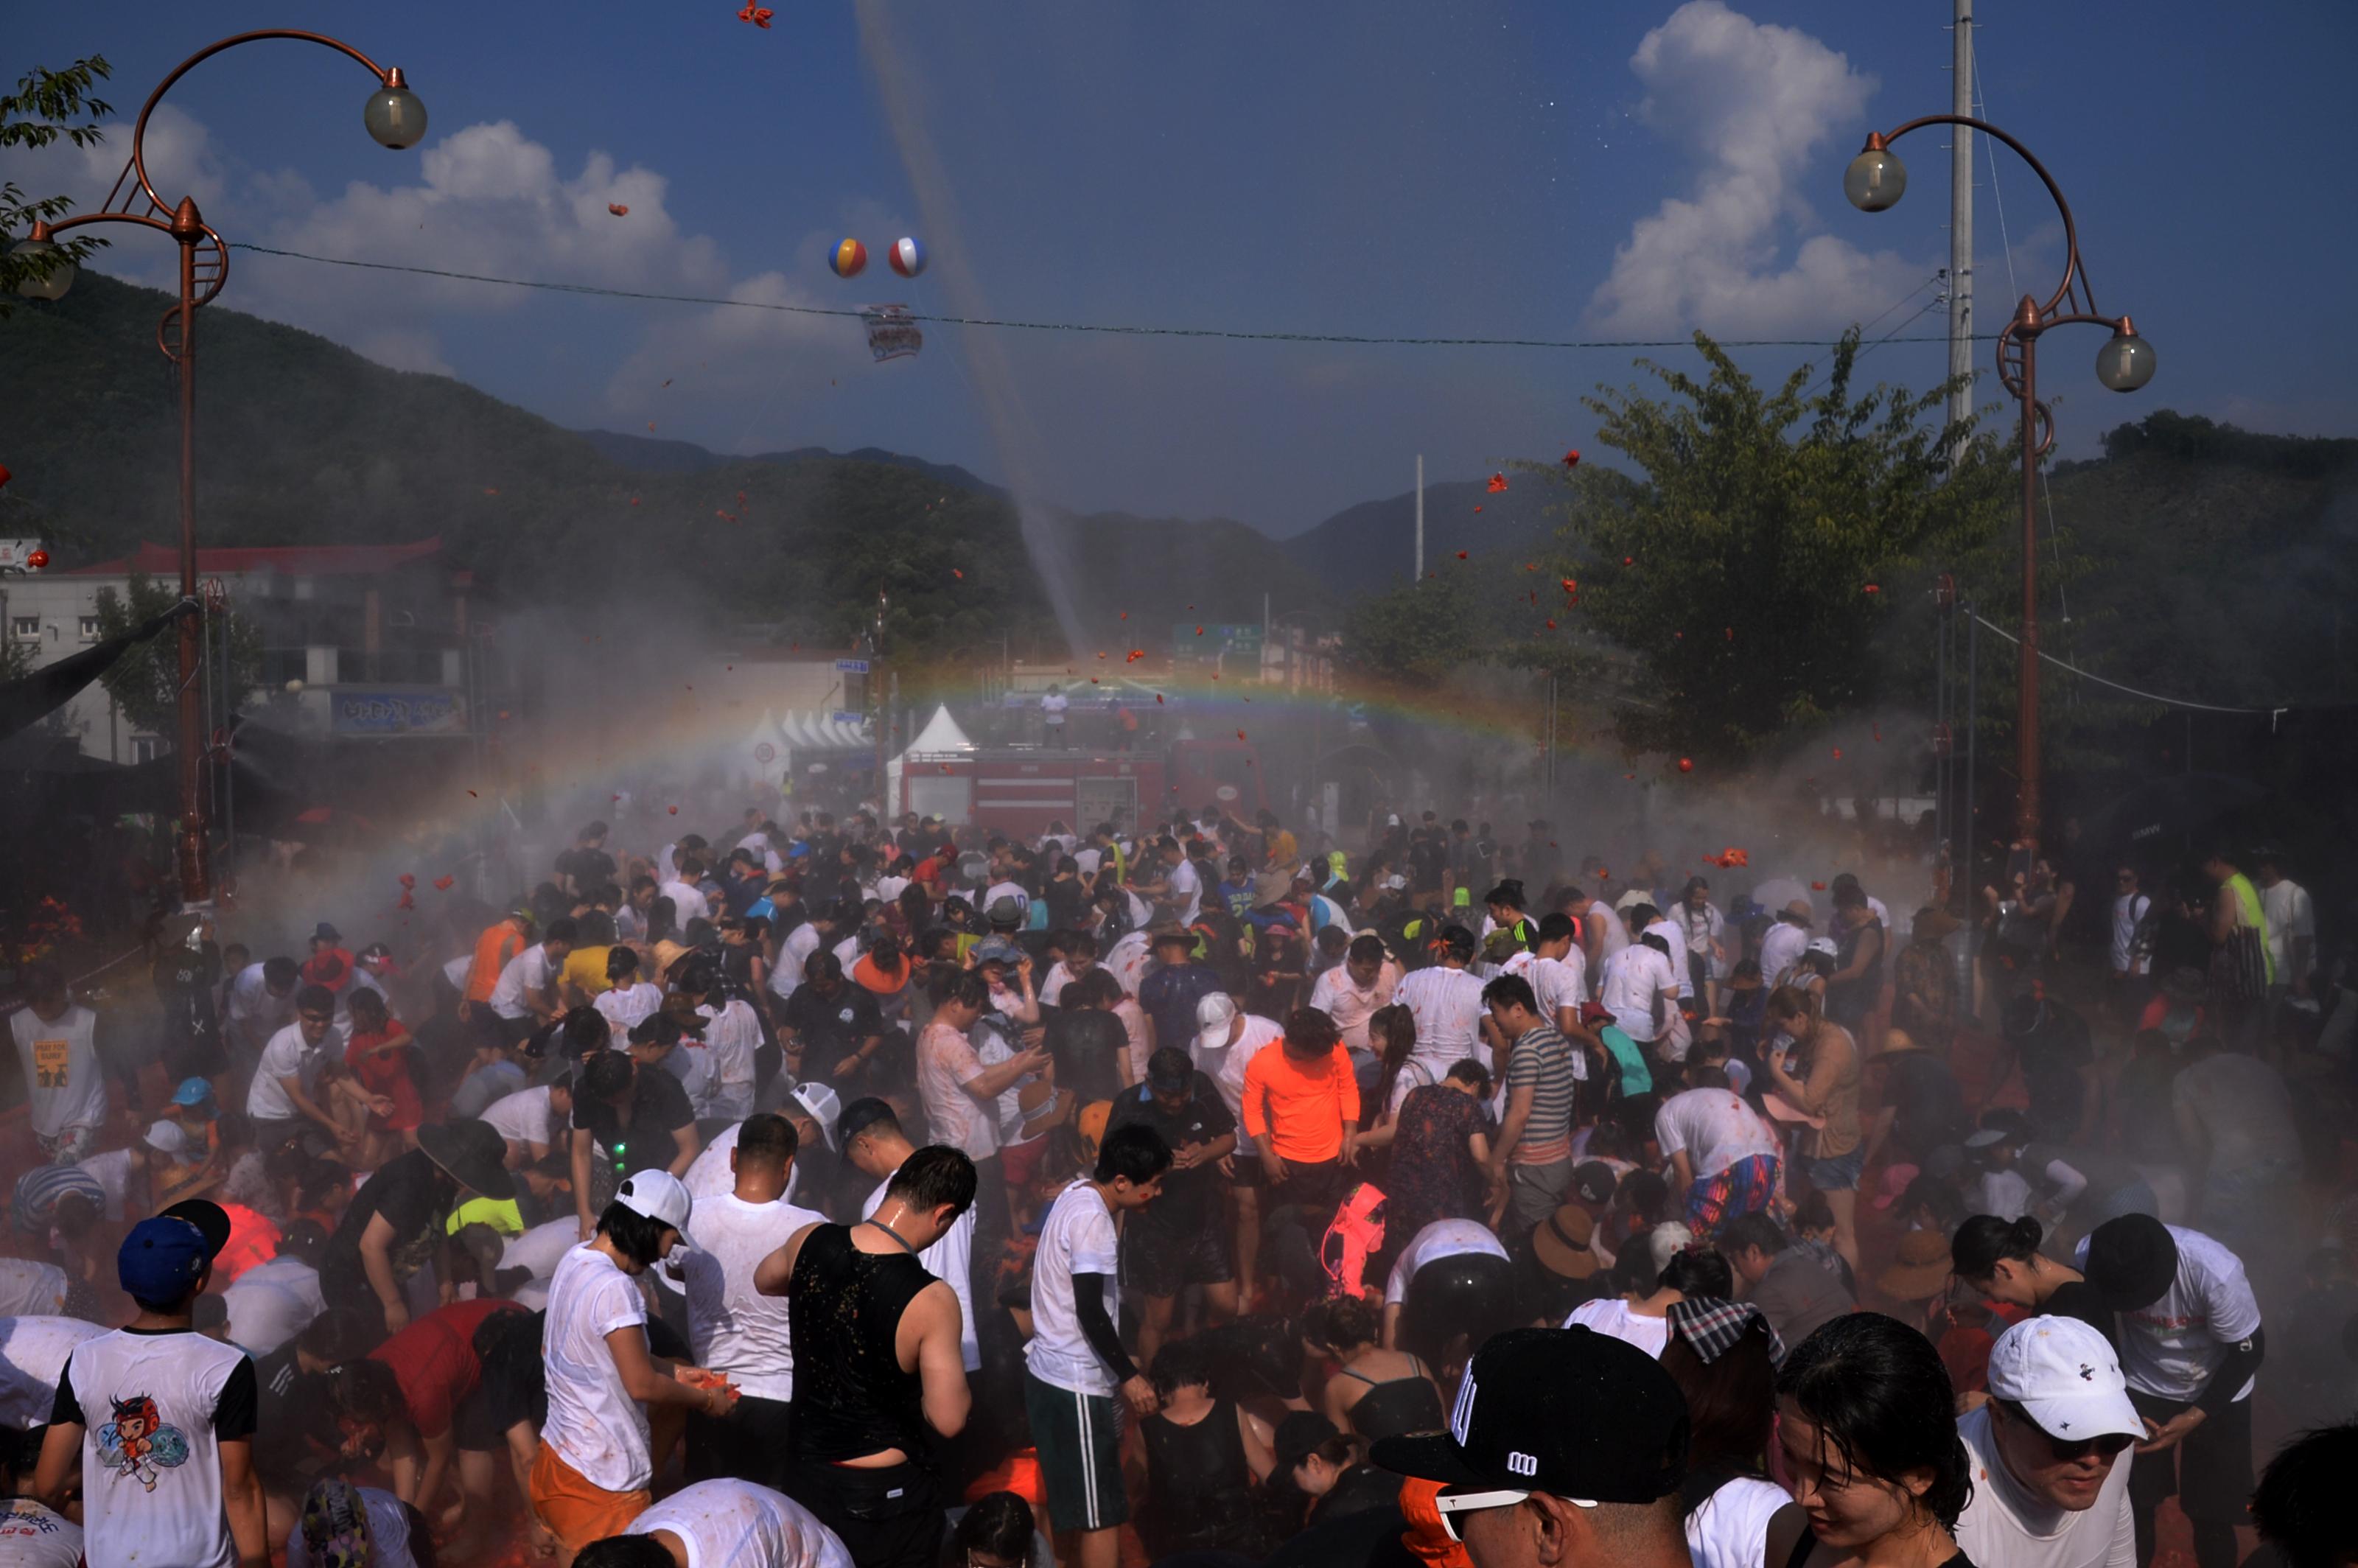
[1241,1007,1361,1223]
[461,911,533,1037]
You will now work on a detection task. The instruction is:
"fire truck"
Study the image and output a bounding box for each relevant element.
[886,706,1264,835]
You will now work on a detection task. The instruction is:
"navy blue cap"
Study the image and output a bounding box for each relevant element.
[119,1214,217,1303]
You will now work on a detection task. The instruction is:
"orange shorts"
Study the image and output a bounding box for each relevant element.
[529,1439,650,1551]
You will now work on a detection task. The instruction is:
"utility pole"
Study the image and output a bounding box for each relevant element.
[1413,454,1424,583]
[1948,0,1974,463]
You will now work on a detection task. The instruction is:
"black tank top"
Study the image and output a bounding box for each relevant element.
[786,1222,937,1465]
[1141,1399,1254,1553]
[1338,1361,1446,1441]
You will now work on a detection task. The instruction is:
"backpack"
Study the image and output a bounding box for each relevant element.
[1319,1181,1388,1300]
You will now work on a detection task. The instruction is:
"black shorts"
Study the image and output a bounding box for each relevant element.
[2127,1389,2253,1524]
[786,1457,943,1568]
[1120,1218,1233,1298]
[450,1386,503,1454]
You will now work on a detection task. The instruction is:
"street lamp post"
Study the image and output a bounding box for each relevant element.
[10,31,425,906]
[1844,117,2152,859]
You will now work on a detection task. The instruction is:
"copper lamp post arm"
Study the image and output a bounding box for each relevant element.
[1867,113,2094,323]
[118,29,398,216]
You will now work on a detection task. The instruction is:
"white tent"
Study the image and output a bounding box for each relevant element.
[904,704,976,755]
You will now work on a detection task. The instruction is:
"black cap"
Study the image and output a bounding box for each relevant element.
[836,1096,898,1147]
[1372,1327,1686,1505]
[1570,1161,1617,1206]
[2085,1214,2180,1311]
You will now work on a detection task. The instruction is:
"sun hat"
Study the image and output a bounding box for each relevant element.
[1875,1228,1954,1301]
[417,1120,517,1201]
[1532,1203,1600,1280]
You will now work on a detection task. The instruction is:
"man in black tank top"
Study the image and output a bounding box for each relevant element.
[754,1144,977,1568]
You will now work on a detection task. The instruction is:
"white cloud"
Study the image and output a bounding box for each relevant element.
[351,328,456,377]
[0,104,230,289]
[1586,0,1923,338]
[600,265,889,430]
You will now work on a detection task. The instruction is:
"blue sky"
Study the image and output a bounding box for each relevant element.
[11,1,2355,533]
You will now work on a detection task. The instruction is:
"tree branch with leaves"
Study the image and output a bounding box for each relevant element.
[1,56,113,315]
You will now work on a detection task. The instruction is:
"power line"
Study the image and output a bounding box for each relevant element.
[228,242,1999,354]
[1967,613,2337,721]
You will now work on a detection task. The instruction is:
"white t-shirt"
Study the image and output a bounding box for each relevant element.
[1645,920,1696,998]
[483,1085,559,1150]
[0,1497,83,1568]
[1684,1475,1791,1568]
[1654,1088,1780,1180]
[503,1219,581,1283]
[0,1262,69,1319]
[1165,858,1203,925]
[919,1021,1000,1163]
[1393,966,1487,1066]
[60,1326,250,1568]
[685,1193,828,1403]
[1025,1181,1122,1396]
[595,982,665,1042]
[543,1242,655,1491]
[1385,1220,1509,1307]
[223,963,295,1054]
[1308,965,1396,1055]
[1208,1016,1285,1158]
[221,1255,324,1357]
[2109,894,2152,976]
[696,1001,763,1121]
[1757,922,1810,993]
[7,1004,108,1141]
[77,1148,136,1222]
[1040,692,1069,727]
[248,1022,330,1121]
[1564,1296,1670,1358]
[629,1478,854,1568]
[0,1316,105,1428]
[1103,931,1152,999]
[684,1123,744,1202]
[1599,945,1679,1042]
[489,945,556,1021]
[1952,1404,2135,1568]
[984,881,1031,920]
[284,1485,420,1568]
[864,1173,982,1371]
[770,925,822,1001]
[2258,880,2315,983]
[1526,951,1587,1018]
[2074,1225,2261,1403]
[662,880,713,927]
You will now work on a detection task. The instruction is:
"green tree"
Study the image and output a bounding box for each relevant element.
[1,57,113,316]
[1340,570,1483,683]
[93,573,259,743]
[1532,331,2010,766]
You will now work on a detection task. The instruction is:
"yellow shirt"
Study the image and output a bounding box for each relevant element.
[562,945,614,1002]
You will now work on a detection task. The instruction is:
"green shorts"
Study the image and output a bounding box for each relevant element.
[1023,1371,1127,1533]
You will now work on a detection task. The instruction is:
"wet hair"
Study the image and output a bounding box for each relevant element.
[579,1050,634,1102]
[1718,1213,1789,1259]
[951,1492,1038,1562]
[297,1307,376,1366]
[346,987,388,1025]
[1537,911,1578,945]
[1628,903,1661,927]
[1658,1248,1736,1300]
[263,956,301,990]
[1150,1334,1217,1397]
[560,1007,612,1060]
[1067,967,1124,1009]
[596,1200,676,1267]
[1950,1214,2045,1283]
[545,917,579,945]
[605,947,639,983]
[1664,1311,1780,1485]
[1282,1008,1341,1055]
[886,1144,979,1218]
[2250,1421,2358,1568]
[1347,934,1386,966]
[1480,973,1539,1014]
[1778,1314,1970,1528]
[575,1539,672,1568]
[1765,984,1819,1025]
[935,968,989,1011]
[1370,1004,1418,1093]
[1095,1123,1173,1185]
[322,1357,405,1427]
[1444,1057,1492,1095]
[734,1112,798,1168]
[626,1012,682,1051]
[295,984,337,1018]
[1437,925,1477,962]
[1794,1191,1838,1235]
[1301,1294,1382,1353]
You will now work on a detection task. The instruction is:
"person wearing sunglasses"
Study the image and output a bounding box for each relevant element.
[1371,1326,1691,1568]
[1953,1315,2141,1568]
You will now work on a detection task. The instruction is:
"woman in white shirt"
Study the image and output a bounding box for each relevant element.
[1659,1298,1804,1568]
[595,949,665,1041]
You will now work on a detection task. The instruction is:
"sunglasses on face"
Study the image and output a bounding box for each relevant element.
[298,1012,335,1026]
[1433,1488,1596,1541]
[2043,1429,2135,1463]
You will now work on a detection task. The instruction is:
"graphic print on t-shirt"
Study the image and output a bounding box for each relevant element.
[31,1039,67,1089]
[97,1393,191,1491]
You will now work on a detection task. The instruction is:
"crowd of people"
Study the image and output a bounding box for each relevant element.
[0,798,2348,1568]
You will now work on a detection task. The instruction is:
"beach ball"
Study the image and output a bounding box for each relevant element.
[888,237,926,278]
[830,238,867,278]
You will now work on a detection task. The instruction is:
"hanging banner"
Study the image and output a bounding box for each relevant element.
[860,304,923,363]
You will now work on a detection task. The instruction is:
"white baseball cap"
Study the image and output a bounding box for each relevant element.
[141,1120,192,1158]
[790,1082,842,1150]
[1986,1315,2144,1441]
[1805,937,1839,956]
[614,1169,692,1231]
[1194,992,1240,1053]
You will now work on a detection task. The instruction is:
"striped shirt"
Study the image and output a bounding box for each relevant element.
[1502,1024,1580,1164]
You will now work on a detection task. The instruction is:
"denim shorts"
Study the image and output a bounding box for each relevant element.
[1802,1145,1866,1193]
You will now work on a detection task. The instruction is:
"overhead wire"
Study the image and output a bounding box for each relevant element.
[1965,613,2337,724]
[228,242,1997,354]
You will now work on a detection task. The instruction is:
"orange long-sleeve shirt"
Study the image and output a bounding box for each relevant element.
[1240,1043,1360,1161]
[466,918,528,1004]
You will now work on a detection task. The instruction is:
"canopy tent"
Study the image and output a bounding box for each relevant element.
[904,704,976,755]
